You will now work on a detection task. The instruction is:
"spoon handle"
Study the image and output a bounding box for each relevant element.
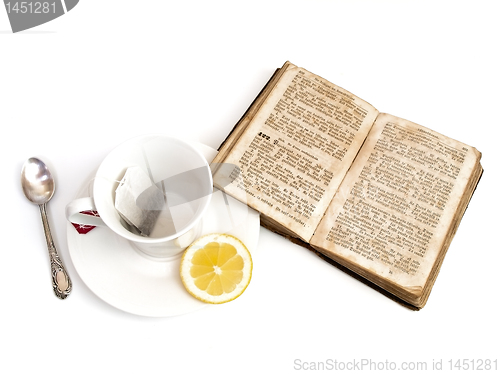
[39,203,72,299]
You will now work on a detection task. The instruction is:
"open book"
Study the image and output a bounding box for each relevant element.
[212,61,482,309]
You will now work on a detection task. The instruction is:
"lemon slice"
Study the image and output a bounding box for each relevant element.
[180,233,253,304]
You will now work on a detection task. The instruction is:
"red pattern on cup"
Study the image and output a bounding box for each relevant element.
[71,210,100,234]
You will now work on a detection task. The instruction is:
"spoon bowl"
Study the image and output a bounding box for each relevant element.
[21,157,72,299]
[21,158,55,205]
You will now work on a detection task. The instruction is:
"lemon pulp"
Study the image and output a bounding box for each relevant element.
[180,234,252,304]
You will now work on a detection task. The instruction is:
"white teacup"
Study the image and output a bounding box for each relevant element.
[65,135,213,259]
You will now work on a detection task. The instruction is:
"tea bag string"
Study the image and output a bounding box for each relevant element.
[88,173,170,210]
[86,176,125,199]
[89,160,241,202]
[141,146,168,206]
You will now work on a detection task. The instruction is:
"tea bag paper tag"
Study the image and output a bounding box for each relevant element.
[114,166,165,236]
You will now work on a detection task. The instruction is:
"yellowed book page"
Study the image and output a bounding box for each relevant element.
[213,63,379,242]
[311,113,481,298]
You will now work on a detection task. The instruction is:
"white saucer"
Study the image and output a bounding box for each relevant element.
[66,142,260,317]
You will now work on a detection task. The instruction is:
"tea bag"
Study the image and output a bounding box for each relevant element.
[114,166,165,236]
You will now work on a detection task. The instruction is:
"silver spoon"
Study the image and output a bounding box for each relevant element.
[21,157,72,299]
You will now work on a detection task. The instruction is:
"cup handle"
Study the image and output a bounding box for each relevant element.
[65,197,106,226]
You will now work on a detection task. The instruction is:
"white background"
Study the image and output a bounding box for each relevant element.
[1,1,498,373]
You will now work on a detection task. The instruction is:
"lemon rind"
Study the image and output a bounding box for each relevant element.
[180,233,253,304]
